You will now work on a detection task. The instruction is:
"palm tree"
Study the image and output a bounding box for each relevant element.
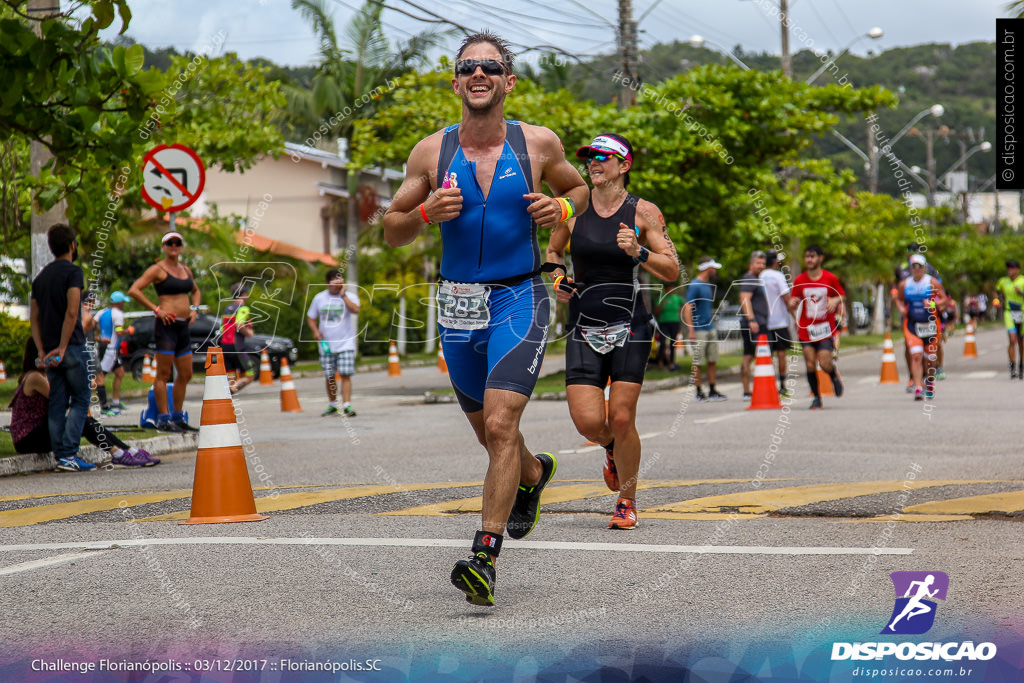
[1007,1,1024,16]
[287,0,452,285]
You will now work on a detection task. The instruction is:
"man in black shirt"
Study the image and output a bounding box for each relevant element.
[738,250,769,400]
[30,224,95,472]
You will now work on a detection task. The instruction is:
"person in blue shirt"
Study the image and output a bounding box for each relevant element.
[95,290,130,415]
[383,31,589,607]
[684,257,726,402]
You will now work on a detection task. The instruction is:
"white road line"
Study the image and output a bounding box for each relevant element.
[0,551,107,577]
[0,537,912,557]
[857,377,877,385]
[558,432,663,454]
[694,412,747,424]
[965,371,997,379]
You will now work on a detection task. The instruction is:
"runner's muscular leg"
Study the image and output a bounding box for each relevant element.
[607,381,643,500]
[566,384,612,446]
[478,388,536,543]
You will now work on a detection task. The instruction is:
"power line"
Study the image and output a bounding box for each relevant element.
[806,0,841,47]
[829,0,859,37]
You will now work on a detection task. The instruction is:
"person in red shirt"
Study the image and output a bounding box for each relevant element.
[788,244,845,409]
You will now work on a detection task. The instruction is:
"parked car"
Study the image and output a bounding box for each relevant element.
[120,313,298,380]
[714,303,743,339]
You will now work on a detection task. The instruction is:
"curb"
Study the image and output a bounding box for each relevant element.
[0,431,198,477]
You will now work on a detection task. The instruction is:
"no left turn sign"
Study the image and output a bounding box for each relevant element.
[141,144,206,212]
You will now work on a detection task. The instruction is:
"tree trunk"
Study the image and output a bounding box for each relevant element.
[28,0,67,280]
[871,281,887,334]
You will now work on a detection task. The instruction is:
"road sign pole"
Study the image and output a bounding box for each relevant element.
[169,211,176,230]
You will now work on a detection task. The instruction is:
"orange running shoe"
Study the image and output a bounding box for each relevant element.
[603,442,619,491]
[608,497,638,530]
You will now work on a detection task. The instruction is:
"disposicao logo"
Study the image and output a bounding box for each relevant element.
[831,571,997,663]
[882,571,948,635]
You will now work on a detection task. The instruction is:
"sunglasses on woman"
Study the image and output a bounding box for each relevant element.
[164,239,183,247]
[588,154,622,162]
[455,59,507,76]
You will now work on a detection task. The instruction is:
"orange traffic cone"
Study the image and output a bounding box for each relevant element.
[879,332,900,384]
[279,358,302,412]
[142,354,153,383]
[387,341,401,377]
[0,360,6,382]
[180,347,267,525]
[815,363,835,397]
[963,322,978,358]
[748,335,782,410]
[437,342,448,374]
[258,350,274,385]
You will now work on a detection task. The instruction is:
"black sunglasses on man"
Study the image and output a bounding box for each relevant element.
[455,59,507,76]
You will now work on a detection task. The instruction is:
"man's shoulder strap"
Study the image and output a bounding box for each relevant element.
[436,124,460,190]
[505,121,534,194]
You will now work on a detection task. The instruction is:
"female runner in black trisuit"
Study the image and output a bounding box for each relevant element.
[547,133,679,529]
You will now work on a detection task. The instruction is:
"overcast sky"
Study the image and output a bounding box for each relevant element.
[104,0,1005,68]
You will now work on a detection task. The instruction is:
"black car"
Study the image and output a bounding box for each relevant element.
[121,314,298,380]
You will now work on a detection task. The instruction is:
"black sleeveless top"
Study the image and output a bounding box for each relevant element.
[569,193,649,328]
[154,267,194,296]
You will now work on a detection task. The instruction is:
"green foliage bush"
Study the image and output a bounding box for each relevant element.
[0,312,31,378]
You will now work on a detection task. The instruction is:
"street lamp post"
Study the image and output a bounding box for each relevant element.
[867,104,944,195]
[806,27,883,85]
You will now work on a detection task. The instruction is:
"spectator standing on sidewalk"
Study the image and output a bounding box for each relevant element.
[760,250,793,396]
[29,224,94,472]
[307,269,360,417]
[738,250,769,401]
[95,290,130,415]
[683,257,726,401]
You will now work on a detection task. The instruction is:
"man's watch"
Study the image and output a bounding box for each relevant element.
[633,246,650,264]
[190,305,201,311]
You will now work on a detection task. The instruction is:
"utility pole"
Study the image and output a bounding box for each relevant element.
[618,0,637,109]
[867,115,879,193]
[925,128,936,208]
[28,0,66,280]
[779,0,791,78]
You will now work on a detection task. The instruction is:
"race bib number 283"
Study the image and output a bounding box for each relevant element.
[438,282,491,330]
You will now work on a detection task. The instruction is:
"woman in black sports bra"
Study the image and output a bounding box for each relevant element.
[546,133,680,530]
[128,230,202,432]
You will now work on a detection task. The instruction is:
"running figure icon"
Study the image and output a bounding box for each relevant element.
[887,574,938,632]
[882,571,949,635]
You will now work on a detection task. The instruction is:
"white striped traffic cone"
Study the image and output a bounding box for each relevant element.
[438,342,448,374]
[387,341,401,377]
[963,322,978,358]
[0,360,6,382]
[279,358,302,412]
[180,347,267,525]
[142,354,154,383]
[258,350,274,385]
[748,335,782,410]
[879,332,900,384]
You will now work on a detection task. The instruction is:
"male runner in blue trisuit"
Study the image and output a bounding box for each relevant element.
[383,31,589,606]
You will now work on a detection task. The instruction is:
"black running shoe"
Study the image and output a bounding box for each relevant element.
[451,552,496,606]
[506,452,557,540]
[809,396,823,410]
[174,419,199,433]
[831,374,843,397]
[156,420,185,433]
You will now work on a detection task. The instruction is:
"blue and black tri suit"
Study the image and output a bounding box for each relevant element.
[435,121,550,413]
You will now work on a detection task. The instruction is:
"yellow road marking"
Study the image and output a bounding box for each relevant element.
[138,482,486,522]
[902,490,1024,516]
[380,479,760,517]
[0,482,373,504]
[647,481,993,515]
[0,490,193,527]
